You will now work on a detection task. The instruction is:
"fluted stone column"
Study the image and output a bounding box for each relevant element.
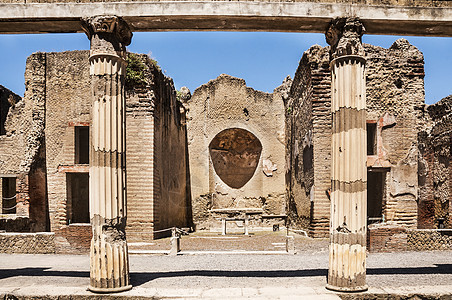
[81,16,133,293]
[325,18,368,292]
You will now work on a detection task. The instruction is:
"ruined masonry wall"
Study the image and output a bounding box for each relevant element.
[368,226,452,252]
[126,54,189,241]
[0,232,55,254]
[9,51,189,245]
[366,40,424,228]
[152,64,190,237]
[285,45,333,237]
[0,54,47,230]
[44,51,91,234]
[187,74,286,229]
[284,51,315,230]
[418,95,452,229]
[287,39,425,237]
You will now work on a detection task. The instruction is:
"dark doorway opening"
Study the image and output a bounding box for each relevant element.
[367,170,386,224]
[66,173,89,224]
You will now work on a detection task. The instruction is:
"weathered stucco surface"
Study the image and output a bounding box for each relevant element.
[186,74,287,230]
[418,96,452,229]
[0,50,190,246]
[0,56,48,231]
[286,39,425,237]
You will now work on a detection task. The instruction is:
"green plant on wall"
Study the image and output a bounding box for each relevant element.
[176,90,183,102]
[286,106,292,115]
[125,53,148,88]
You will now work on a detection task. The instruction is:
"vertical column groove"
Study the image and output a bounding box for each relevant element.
[325,17,368,292]
[82,15,132,294]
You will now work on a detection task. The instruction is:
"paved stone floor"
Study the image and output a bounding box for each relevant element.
[1,249,452,299]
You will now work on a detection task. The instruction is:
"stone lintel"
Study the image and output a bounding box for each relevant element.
[0,2,451,36]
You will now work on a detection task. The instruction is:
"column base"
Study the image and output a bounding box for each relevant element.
[88,284,132,294]
[326,284,368,293]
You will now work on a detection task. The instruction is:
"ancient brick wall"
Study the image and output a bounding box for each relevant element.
[366,39,425,228]
[287,39,425,237]
[0,54,47,229]
[285,48,318,231]
[408,229,452,250]
[368,225,452,252]
[0,85,21,136]
[187,74,287,230]
[43,51,91,234]
[152,65,190,237]
[367,225,408,252]
[0,232,55,254]
[286,45,332,237]
[418,96,452,229]
[124,54,157,242]
[54,224,91,254]
[0,50,189,245]
[125,54,189,240]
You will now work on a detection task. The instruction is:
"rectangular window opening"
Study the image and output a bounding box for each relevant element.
[367,170,386,225]
[1,177,17,214]
[75,126,89,164]
[367,123,377,156]
[66,173,89,224]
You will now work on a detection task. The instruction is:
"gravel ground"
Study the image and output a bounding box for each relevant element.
[1,250,451,291]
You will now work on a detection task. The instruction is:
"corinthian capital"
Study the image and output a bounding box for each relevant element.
[81,16,132,47]
[326,18,365,59]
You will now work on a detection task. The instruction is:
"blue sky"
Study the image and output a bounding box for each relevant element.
[0,32,451,104]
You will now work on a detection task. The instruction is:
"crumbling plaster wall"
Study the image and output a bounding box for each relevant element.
[418,95,452,228]
[366,39,425,228]
[6,51,189,242]
[44,51,91,233]
[285,45,331,237]
[0,54,47,230]
[186,74,286,228]
[286,39,425,237]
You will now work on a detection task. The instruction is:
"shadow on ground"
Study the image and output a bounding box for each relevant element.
[0,264,451,287]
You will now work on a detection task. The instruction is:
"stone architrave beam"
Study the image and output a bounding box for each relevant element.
[326,17,368,292]
[0,1,451,36]
[81,15,133,293]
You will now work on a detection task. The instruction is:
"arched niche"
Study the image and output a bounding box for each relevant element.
[209,128,262,189]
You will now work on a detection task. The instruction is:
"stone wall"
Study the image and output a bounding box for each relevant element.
[54,224,91,254]
[187,74,287,230]
[367,224,408,252]
[0,53,47,229]
[0,85,21,136]
[286,39,425,237]
[418,95,452,229]
[43,51,91,233]
[0,50,189,244]
[285,45,331,237]
[125,54,190,240]
[0,232,55,254]
[366,39,425,228]
[368,224,452,252]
